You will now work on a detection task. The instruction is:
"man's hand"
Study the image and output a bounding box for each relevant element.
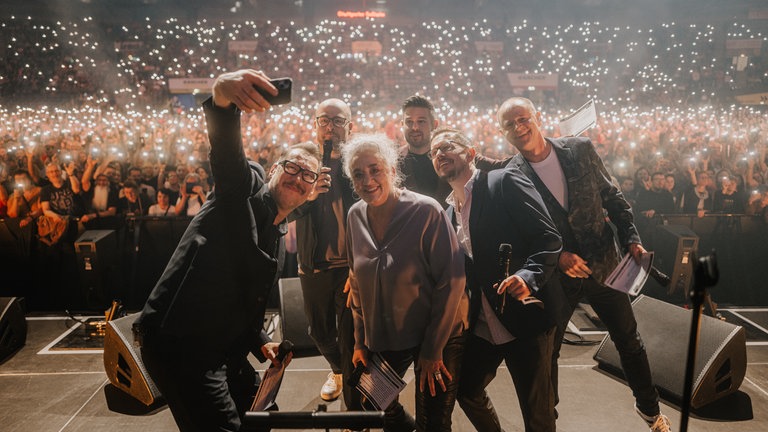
[493,274,531,300]
[418,358,452,397]
[212,69,277,112]
[306,167,332,202]
[352,348,368,369]
[261,342,292,367]
[628,242,647,263]
[559,251,593,278]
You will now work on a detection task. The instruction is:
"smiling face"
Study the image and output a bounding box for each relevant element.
[497,98,545,157]
[269,148,320,212]
[430,134,475,184]
[350,149,394,208]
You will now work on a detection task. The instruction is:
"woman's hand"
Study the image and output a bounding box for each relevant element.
[418,358,452,397]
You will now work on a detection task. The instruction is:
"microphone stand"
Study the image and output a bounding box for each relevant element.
[679,251,718,432]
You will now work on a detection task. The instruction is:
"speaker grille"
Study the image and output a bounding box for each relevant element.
[594,295,746,408]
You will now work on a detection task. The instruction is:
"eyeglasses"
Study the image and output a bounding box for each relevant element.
[279,160,319,184]
[428,140,469,159]
[501,117,533,131]
[316,116,349,128]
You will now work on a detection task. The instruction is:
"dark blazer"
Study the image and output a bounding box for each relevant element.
[399,146,509,208]
[460,168,566,337]
[507,136,641,283]
[136,99,279,357]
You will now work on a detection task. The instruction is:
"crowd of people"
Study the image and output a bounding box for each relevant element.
[2,16,767,224]
[1,12,768,432]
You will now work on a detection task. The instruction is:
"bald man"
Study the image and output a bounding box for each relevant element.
[498,97,671,432]
[292,98,362,412]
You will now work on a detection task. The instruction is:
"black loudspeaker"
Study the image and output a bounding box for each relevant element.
[103,313,162,406]
[0,297,27,363]
[278,277,316,351]
[75,230,119,310]
[594,295,746,408]
[132,217,191,309]
[653,224,699,295]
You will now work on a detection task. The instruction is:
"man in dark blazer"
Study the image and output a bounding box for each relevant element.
[498,97,671,432]
[134,69,324,432]
[431,126,565,432]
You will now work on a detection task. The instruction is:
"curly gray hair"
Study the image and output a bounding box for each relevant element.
[341,133,403,188]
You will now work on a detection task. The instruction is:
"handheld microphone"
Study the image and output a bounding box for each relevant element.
[322,140,333,167]
[498,244,513,313]
[276,339,294,363]
[648,266,671,287]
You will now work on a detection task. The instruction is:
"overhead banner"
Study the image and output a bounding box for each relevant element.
[734,92,768,105]
[168,78,216,94]
[228,41,259,53]
[507,73,559,90]
[351,41,383,56]
[475,41,504,53]
[337,10,386,19]
[725,39,762,56]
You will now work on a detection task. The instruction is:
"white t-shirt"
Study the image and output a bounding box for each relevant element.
[529,147,569,211]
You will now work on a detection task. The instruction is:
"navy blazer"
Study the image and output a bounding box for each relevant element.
[136,99,279,358]
[507,137,641,284]
[455,168,566,337]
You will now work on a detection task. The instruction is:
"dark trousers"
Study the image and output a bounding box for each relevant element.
[299,267,361,410]
[457,329,556,432]
[552,275,660,416]
[141,335,259,432]
[378,333,466,432]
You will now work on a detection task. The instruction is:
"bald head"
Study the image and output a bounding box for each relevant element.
[496,97,537,125]
[497,97,548,161]
[315,98,353,149]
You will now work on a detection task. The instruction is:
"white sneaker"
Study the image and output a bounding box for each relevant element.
[635,404,672,432]
[320,372,343,401]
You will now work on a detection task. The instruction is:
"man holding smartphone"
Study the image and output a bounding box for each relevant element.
[134,69,319,432]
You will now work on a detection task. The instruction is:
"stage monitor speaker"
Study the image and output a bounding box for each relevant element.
[653,224,699,296]
[594,295,746,408]
[278,277,316,351]
[0,297,27,364]
[75,230,119,310]
[103,313,161,406]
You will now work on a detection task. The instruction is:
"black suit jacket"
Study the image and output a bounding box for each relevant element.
[506,137,641,283]
[136,99,278,358]
[459,168,566,337]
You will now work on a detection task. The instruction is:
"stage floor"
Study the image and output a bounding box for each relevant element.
[1,308,767,432]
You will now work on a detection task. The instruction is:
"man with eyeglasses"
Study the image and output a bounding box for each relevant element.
[430,126,564,432]
[134,69,321,432]
[291,98,363,413]
[498,97,672,432]
[399,95,505,207]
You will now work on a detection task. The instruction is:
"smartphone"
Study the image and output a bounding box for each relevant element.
[255,77,292,105]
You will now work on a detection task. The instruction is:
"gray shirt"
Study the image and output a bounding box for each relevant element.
[347,189,468,361]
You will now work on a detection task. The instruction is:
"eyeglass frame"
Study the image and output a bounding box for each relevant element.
[500,116,534,132]
[279,160,319,184]
[316,116,350,128]
[428,140,471,159]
